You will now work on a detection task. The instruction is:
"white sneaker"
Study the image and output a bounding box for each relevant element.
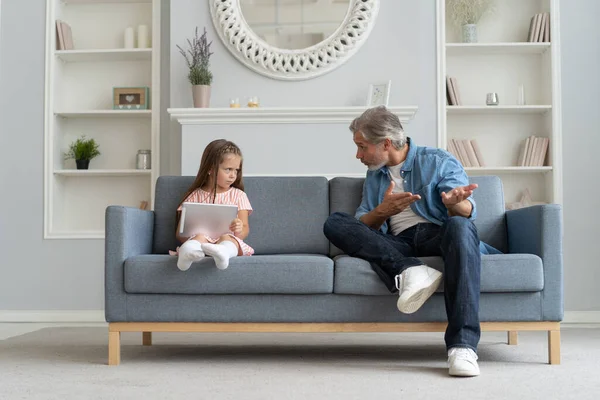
[448,347,480,377]
[395,265,442,314]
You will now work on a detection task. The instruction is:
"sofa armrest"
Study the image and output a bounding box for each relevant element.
[105,206,154,321]
[506,204,563,321]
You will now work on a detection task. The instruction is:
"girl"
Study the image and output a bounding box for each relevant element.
[174,139,254,271]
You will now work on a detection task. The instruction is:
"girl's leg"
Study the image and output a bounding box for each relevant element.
[201,235,241,270]
[177,236,208,271]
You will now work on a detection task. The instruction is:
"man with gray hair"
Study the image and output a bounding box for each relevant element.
[323,106,500,377]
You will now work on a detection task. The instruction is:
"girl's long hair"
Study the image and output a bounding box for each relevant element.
[178,139,244,213]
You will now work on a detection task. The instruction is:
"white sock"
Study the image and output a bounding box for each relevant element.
[201,241,238,270]
[177,240,205,271]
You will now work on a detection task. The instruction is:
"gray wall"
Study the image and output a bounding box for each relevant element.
[0,0,105,310]
[0,0,598,314]
[560,0,600,311]
[171,1,436,177]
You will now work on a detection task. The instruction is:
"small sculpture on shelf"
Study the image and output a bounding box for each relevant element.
[64,136,100,170]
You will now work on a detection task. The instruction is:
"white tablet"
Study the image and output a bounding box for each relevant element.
[179,202,238,237]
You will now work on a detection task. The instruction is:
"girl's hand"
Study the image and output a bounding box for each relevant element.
[230,218,243,236]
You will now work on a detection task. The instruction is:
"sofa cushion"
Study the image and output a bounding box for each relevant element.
[153,176,330,255]
[328,175,508,256]
[333,254,543,295]
[124,254,333,294]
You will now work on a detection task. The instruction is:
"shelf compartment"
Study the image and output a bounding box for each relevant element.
[55,48,152,62]
[47,230,105,240]
[54,169,151,177]
[446,43,551,56]
[465,166,553,174]
[55,110,152,118]
[447,106,552,115]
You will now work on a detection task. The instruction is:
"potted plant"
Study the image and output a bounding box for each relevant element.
[447,0,495,43]
[177,27,214,108]
[64,136,101,170]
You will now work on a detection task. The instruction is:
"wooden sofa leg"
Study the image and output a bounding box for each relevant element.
[109,331,121,366]
[548,330,561,365]
[143,332,152,346]
[508,331,518,345]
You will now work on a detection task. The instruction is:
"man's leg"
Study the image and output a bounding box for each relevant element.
[437,216,481,352]
[437,217,481,376]
[323,212,422,291]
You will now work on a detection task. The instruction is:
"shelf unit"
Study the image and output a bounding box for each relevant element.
[44,0,161,239]
[437,0,562,207]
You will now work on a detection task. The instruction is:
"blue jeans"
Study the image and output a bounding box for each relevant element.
[323,212,481,352]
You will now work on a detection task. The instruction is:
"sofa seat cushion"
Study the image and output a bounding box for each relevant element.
[124,254,333,294]
[333,254,544,295]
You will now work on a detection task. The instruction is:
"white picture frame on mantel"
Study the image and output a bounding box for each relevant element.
[366,80,392,107]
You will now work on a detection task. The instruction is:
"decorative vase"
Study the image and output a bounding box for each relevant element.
[462,24,478,43]
[76,159,90,170]
[192,85,211,108]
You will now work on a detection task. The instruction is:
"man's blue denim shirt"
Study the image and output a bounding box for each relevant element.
[355,137,501,255]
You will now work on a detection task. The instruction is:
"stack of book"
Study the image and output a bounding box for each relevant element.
[516,135,549,166]
[446,76,462,106]
[527,12,550,42]
[447,138,485,167]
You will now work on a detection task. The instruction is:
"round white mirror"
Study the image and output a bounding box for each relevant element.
[210,0,380,80]
[240,0,350,50]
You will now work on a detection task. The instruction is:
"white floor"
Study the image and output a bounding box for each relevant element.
[0,322,107,340]
[1,322,600,400]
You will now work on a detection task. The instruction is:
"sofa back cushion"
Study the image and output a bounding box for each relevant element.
[153,176,330,255]
[328,175,507,256]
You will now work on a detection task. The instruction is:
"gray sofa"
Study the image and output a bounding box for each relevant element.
[105,175,563,365]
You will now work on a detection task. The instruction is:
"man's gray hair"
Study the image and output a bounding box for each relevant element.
[349,106,406,149]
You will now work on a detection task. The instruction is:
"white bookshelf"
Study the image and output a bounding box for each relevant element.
[55,48,152,62]
[437,0,562,207]
[44,0,161,239]
[54,169,152,177]
[55,110,152,118]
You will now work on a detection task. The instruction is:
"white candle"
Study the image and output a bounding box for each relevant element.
[124,27,134,49]
[137,25,149,48]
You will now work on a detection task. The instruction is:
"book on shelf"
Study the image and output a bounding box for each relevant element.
[446,76,461,106]
[447,138,485,168]
[527,12,550,43]
[506,188,547,210]
[517,135,549,166]
[55,20,74,50]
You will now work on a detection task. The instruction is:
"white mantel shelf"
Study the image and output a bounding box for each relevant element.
[168,106,419,125]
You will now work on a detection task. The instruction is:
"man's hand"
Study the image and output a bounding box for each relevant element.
[229,218,243,236]
[377,181,421,217]
[441,184,478,217]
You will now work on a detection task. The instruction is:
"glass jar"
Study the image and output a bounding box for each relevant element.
[136,149,151,170]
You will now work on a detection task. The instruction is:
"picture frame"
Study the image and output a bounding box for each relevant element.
[113,86,150,110]
[366,80,392,107]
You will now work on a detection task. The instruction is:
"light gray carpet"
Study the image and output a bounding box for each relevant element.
[1,327,599,399]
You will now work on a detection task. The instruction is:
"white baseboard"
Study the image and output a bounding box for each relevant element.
[563,311,600,324]
[0,310,598,324]
[0,310,105,323]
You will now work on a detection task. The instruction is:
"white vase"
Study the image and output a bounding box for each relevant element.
[192,85,211,108]
[462,24,478,43]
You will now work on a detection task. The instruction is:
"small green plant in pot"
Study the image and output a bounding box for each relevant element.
[177,27,213,108]
[64,136,101,170]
